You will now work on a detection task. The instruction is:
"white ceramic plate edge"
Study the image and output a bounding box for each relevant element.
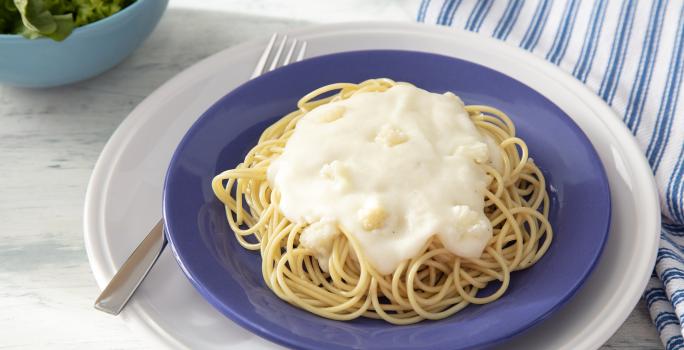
[542,75,660,349]
[83,39,273,350]
[83,22,660,350]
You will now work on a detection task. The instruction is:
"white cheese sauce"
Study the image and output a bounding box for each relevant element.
[267,84,500,275]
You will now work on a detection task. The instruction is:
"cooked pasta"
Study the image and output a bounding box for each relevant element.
[211,79,552,325]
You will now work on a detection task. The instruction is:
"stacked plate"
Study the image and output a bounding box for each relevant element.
[84,23,659,349]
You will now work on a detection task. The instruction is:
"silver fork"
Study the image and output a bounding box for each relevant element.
[94,34,307,315]
[252,33,307,78]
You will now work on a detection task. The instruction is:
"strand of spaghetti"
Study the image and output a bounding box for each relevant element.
[467,105,516,135]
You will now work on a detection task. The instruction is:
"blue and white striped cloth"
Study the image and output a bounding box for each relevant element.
[417,1,684,348]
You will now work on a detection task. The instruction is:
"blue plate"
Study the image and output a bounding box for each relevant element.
[163,50,611,350]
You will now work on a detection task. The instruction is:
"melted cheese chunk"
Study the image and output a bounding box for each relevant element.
[299,220,339,272]
[268,84,498,274]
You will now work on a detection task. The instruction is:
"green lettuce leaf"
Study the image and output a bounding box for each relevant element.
[13,0,75,41]
[1,0,134,41]
[0,0,20,33]
[72,0,133,26]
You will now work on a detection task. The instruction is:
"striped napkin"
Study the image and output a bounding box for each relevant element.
[417,0,684,348]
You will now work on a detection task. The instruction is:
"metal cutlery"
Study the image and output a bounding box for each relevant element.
[94,33,307,315]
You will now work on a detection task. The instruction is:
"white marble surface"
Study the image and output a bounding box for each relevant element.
[0,1,662,349]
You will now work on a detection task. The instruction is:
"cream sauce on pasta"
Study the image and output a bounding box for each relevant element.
[267,84,500,274]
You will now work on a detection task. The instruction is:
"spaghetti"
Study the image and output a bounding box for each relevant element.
[211,79,552,325]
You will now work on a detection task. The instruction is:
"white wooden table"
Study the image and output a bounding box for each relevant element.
[0,1,662,349]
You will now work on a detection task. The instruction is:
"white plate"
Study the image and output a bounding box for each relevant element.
[84,22,659,350]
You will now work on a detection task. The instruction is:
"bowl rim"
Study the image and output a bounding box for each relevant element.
[0,0,151,41]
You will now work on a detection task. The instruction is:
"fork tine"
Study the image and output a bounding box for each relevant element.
[268,35,288,72]
[253,34,307,78]
[251,33,278,79]
[296,41,307,62]
[283,39,298,65]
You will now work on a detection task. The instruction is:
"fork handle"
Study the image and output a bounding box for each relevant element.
[94,219,167,315]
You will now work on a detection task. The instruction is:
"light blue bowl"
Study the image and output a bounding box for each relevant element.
[0,0,168,88]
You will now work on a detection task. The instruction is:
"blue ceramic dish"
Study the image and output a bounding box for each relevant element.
[163,50,611,350]
[0,0,167,88]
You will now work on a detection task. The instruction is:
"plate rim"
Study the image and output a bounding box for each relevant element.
[162,48,613,350]
[84,21,659,350]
